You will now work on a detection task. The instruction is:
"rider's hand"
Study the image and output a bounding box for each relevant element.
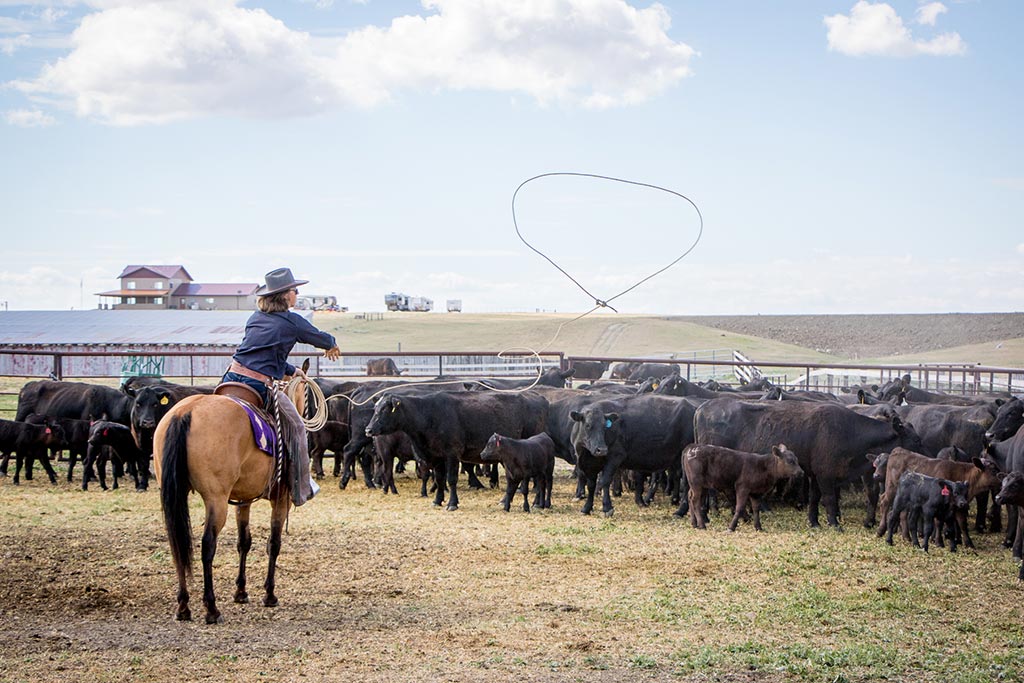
[324,345,341,361]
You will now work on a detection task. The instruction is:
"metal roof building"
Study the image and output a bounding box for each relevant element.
[0,310,319,379]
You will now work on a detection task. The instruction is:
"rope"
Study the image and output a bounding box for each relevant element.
[318,172,703,407]
[511,172,703,312]
[287,375,330,431]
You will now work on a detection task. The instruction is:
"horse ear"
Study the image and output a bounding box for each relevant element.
[301,358,311,374]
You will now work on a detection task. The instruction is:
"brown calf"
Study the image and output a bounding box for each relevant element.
[681,443,803,532]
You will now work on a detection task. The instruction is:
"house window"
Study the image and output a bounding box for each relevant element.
[155,282,164,290]
[205,297,215,304]
[154,297,163,305]
[127,281,136,290]
[126,297,137,305]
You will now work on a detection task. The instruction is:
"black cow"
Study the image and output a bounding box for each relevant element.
[681,443,804,531]
[366,358,404,376]
[626,363,680,384]
[609,362,641,381]
[994,471,1024,579]
[569,394,697,516]
[473,367,575,390]
[337,380,448,490]
[365,390,548,510]
[0,418,65,485]
[308,420,350,480]
[16,380,133,425]
[694,398,925,529]
[372,431,420,494]
[885,472,970,552]
[569,361,609,381]
[82,420,149,491]
[986,397,1024,443]
[25,415,92,482]
[480,432,556,512]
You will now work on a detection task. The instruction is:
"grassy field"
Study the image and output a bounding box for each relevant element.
[314,312,1024,368]
[316,312,843,362]
[0,463,1022,683]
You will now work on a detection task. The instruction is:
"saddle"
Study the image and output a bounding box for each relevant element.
[213,381,311,507]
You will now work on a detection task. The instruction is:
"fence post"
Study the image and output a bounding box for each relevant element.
[52,354,62,380]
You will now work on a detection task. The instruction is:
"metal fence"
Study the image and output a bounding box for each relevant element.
[2,348,1020,417]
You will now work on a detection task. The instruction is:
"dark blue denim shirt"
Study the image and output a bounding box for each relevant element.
[231,310,336,380]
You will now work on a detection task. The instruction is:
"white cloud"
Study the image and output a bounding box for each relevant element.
[0,33,30,54]
[1017,244,1024,256]
[915,2,947,26]
[12,0,696,125]
[824,1,966,57]
[4,108,56,126]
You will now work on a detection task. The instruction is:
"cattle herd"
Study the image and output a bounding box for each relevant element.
[3,361,1024,582]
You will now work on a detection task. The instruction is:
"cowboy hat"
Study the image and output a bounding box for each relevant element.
[256,267,309,296]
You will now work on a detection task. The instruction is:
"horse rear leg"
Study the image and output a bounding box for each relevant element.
[201,502,228,624]
[234,504,253,604]
[263,497,290,608]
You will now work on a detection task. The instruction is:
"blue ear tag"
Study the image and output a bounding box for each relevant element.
[605,419,613,429]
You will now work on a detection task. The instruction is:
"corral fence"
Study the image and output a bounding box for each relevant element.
[565,353,1024,396]
[0,349,565,415]
[1,348,1021,417]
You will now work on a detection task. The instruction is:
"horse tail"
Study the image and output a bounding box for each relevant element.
[160,411,193,578]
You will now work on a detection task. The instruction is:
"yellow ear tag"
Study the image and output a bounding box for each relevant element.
[160,396,169,405]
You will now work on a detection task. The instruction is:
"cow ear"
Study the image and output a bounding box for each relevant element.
[606,413,620,424]
[771,445,781,457]
[570,411,583,422]
[562,368,576,378]
[891,416,903,430]
[972,457,984,470]
[857,389,866,403]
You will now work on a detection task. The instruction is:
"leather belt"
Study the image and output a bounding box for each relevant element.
[228,360,272,385]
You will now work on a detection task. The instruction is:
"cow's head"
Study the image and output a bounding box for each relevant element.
[366,394,402,437]
[569,406,619,458]
[480,433,506,462]
[892,417,926,454]
[866,451,890,482]
[972,456,1004,493]
[985,397,1023,443]
[995,471,1024,507]
[771,443,803,479]
[944,480,971,513]
[538,367,575,388]
[131,386,176,451]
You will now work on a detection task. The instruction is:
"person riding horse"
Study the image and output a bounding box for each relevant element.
[221,267,341,506]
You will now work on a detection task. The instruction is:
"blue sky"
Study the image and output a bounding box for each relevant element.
[1,0,1021,314]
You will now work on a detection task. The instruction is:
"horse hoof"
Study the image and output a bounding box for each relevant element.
[205,612,223,625]
[263,596,278,608]
[446,505,459,512]
[176,609,192,622]
[234,592,249,604]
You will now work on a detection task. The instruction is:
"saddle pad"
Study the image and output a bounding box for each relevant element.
[226,396,277,456]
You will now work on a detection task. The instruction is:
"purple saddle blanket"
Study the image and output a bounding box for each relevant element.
[226,396,277,456]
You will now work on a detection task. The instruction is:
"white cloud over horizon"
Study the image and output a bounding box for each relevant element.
[10,0,696,125]
[825,1,966,57]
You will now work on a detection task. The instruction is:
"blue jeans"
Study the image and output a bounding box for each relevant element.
[222,371,269,405]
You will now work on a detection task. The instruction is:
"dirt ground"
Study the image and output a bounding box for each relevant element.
[2,463,1023,683]
[674,313,1024,359]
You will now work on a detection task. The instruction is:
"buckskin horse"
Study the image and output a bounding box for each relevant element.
[152,378,307,624]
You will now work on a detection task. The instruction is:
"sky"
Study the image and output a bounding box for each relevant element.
[1,0,1021,315]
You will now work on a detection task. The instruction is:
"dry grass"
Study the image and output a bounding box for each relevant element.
[1,464,1022,683]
